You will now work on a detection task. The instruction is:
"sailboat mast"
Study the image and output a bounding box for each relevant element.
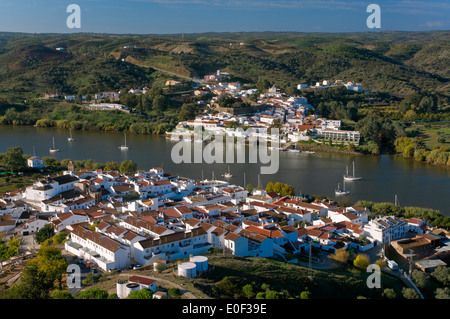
[353,161,355,177]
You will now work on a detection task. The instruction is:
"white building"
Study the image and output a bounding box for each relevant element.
[27,157,45,169]
[363,216,406,244]
[133,227,211,265]
[65,225,131,272]
[24,174,79,202]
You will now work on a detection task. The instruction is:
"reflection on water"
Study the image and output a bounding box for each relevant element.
[0,125,449,215]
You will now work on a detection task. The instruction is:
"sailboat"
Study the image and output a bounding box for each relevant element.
[335,179,350,196]
[344,161,361,181]
[49,137,59,153]
[119,133,129,150]
[67,129,75,142]
[223,166,232,178]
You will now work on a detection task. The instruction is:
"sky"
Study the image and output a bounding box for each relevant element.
[0,0,448,34]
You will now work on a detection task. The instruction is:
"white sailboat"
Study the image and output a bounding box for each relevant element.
[49,137,59,153]
[335,179,350,196]
[119,133,129,150]
[344,161,361,181]
[67,129,75,142]
[223,166,232,178]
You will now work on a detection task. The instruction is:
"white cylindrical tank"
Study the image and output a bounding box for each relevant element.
[178,262,197,278]
[125,282,140,297]
[116,280,128,299]
[189,255,208,272]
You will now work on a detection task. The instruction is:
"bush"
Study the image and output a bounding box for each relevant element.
[402,288,419,299]
[353,254,370,270]
[168,287,181,298]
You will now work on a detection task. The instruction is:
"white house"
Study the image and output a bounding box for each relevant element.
[65,225,131,271]
[27,157,45,169]
[363,216,406,244]
[133,227,211,265]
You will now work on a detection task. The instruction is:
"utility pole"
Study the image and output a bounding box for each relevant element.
[404,249,416,277]
[308,240,312,278]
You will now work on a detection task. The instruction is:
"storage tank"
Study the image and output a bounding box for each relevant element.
[116,280,128,299]
[125,282,140,297]
[190,255,208,272]
[178,262,197,278]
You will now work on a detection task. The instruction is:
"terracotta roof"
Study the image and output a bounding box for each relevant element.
[128,275,155,286]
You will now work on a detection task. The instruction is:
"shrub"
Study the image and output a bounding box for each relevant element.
[353,254,370,270]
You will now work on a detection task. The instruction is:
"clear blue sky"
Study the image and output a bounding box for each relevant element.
[0,0,448,34]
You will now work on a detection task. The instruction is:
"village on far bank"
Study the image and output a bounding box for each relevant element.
[44,70,365,148]
[1,157,449,298]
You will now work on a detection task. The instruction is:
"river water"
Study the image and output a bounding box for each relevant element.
[0,125,449,215]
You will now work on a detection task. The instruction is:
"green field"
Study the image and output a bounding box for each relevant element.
[406,123,450,150]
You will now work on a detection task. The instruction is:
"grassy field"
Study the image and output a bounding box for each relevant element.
[85,254,407,300]
[406,122,450,150]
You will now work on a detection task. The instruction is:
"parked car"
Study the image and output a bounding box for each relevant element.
[128,263,142,270]
[387,260,399,271]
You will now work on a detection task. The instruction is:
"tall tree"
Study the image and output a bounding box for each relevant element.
[3,146,26,172]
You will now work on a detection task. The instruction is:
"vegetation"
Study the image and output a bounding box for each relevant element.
[0,245,68,299]
[127,288,153,299]
[265,182,295,196]
[353,254,370,270]
[34,224,55,244]
[353,200,450,230]
[194,255,405,299]
[0,237,21,261]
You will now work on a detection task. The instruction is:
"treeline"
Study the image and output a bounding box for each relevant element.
[355,112,406,154]
[394,136,450,166]
[354,200,450,230]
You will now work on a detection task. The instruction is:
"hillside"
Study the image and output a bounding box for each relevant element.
[0,31,448,102]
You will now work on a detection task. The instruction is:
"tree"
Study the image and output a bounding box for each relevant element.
[155,262,165,273]
[402,287,419,299]
[104,161,120,171]
[6,260,55,299]
[329,248,350,265]
[3,146,26,172]
[382,288,397,299]
[77,288,109,299]
[256,79,271,92]
[51,290,74,299]
[432,266,450,286]
[152,95,167,113]
[35,246,69,289]
[255,292,266,299]
[178,103,197,121]
[412,269,429,289]
[375,259,386,269]
[168,287,181,298]
[300,291,311,299]
[119,160,137,175]
[127,288,153,299]
[435,287,450,299]
[0,237,20,261]
[265,290,280,299]
[35,224,55,244]
[52,232,67,245]
[353,254,370,270]
[242,284,255,299]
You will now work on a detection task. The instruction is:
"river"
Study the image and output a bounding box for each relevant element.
[0,125,449,215]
